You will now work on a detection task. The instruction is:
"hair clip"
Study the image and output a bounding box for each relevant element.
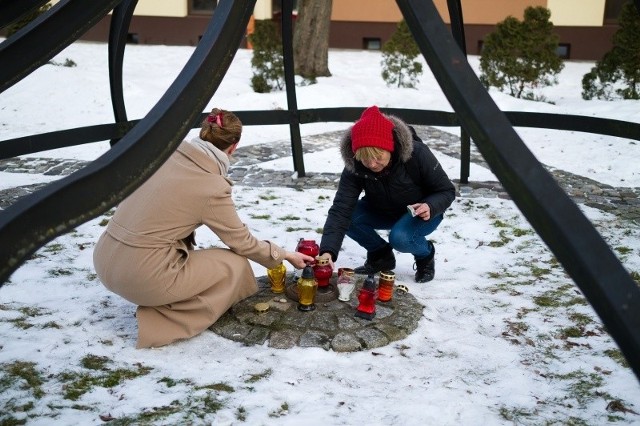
[206,113,223,128]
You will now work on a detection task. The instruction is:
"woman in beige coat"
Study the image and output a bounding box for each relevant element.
[93,108,314,348]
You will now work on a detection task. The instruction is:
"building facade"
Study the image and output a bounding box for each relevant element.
[77,0,628,61]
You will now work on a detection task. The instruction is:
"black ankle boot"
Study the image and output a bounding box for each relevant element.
[354,244,396,275]
[414,242,435,283]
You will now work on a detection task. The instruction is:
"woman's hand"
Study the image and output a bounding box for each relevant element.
[408,203,431,221]
[285,251,315,269]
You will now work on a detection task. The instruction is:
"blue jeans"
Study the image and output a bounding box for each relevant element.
[346,199,443,259]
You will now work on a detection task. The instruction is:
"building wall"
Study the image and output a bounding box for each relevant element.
[432,0,548,24]
[134,0,187,17]
[547,0,606,26]
[73,0,619,61]
[332,0,402,22]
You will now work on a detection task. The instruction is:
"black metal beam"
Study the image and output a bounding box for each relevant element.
[0,0,49,29]
[396,0,640,381]
[0,0,123,94]
[0,0,257,285]
[108,0,138,146]
[445,0,471,184]
[281,0,305,176]
[3,109,640,160]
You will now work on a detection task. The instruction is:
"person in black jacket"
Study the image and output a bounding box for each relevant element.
[317,106,455,282]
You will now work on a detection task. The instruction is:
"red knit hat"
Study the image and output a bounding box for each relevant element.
[351,106,395,153]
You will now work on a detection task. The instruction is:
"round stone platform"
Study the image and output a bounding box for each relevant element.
[209,273,424,352]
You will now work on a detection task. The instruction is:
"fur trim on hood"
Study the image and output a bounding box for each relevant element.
[339,113,414,172]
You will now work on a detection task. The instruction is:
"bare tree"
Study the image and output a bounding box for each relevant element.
[293,0,332,78]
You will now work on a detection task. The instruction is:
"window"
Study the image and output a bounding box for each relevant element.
[127,33,139,44]
[190,0,218,15]
[363,37,381,50]
[556,43,570,59]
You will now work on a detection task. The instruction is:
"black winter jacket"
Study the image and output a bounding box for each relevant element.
[319,114,456,261]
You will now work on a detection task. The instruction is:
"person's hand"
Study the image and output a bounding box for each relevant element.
[409,203,431,221]
[285,251,315,269]
[317,252,334,270]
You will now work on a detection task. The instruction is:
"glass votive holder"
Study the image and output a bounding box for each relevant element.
[337,267,355,302]
[267,263,286,294]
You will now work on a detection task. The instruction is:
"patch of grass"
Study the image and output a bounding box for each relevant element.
[59,361,153,401]
[245,368,272,384]
[278,215,300,221]
[259,194,278,200]
[512,227,532,237]
[568,312,593,327]
[48,268,73,277]
[614,246,633,255]
[43,243,64,253]
[487,230,512,247]
[533,295,562,308]
[4,306,50,330]
[498,406,535,422]
[1,361,45,399]
[530,265,551,278]
[552,370,608,408]
[99,218,110,227]
[196,382,234,392]
[269,402,290,418]
[81,354,109,370]
[285,227,313,232]
[533,284,585,309]
[492,219,509,228]
[249,214,271,220]
[557,326,584,339]
[236,406,247,421]
[604,349,630,368]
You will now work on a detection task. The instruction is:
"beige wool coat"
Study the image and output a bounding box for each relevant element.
[93,139,286,348]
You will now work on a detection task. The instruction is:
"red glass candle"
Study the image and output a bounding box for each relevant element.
[313,256,333,288]
[296,238,319,260]
[355,275,377,320]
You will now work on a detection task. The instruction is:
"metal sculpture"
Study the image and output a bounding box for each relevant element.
[0,0,638,381]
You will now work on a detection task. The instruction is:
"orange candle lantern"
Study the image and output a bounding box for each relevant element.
[377,270,395,302]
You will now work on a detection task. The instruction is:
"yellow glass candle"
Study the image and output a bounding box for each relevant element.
[297,265,317,311]
[267,263,287,293]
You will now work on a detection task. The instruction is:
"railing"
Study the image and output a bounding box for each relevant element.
[0,0,638,381]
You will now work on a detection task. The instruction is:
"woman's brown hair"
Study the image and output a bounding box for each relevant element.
[199,108,242,151]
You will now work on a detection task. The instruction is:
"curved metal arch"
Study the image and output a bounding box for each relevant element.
[0,0,123,94]
[0,0,257,284]
[0,0,637,383]
[396,0,640,381]
[3,108,640,161]
[108,0,139,145]
[0,0,50,29]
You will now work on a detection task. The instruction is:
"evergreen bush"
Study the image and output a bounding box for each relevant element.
[479,6,564,100]
[248,20,284,93]
[381,20,423,88]
[582,1,640,100]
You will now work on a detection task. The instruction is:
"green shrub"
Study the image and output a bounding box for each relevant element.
[381,20,423,88]
[479,6,564,99]
[582,1,640,100]
[248,20,284,93]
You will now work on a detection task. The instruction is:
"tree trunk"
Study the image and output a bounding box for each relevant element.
[293,0,332,78]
